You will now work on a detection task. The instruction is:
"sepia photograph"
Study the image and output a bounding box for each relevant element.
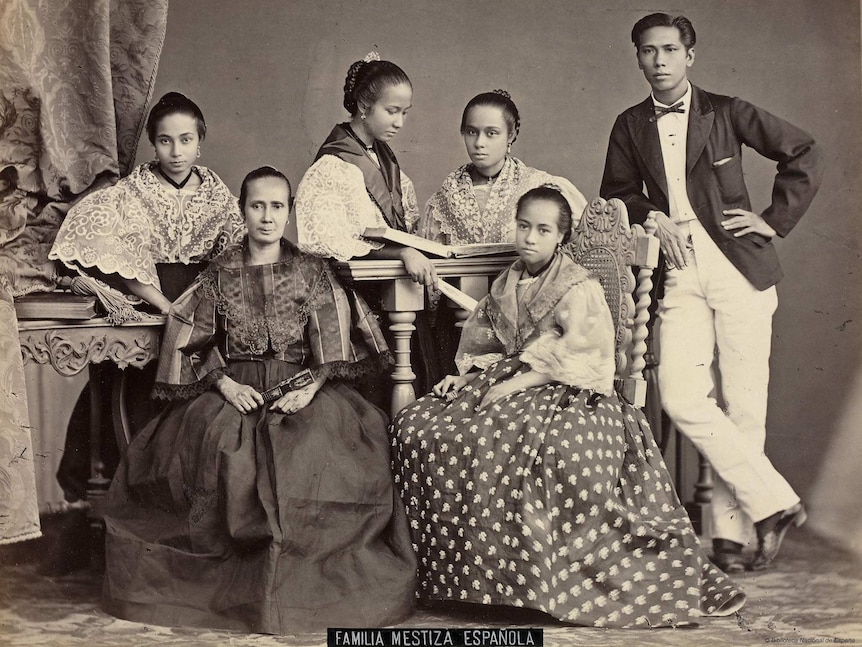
[1,1,859,645]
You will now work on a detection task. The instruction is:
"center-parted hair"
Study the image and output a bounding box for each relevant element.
[460,90,521,143]
[516,185,574,245]
[146,92,207,144]
[631,13,696,50]
[342,58,412,116]
[239,166,293,211]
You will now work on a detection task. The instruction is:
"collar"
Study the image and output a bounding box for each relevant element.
[157,165,196,190]
[651,81,692,110]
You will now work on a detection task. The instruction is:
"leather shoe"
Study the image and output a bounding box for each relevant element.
[711,550,748,574]
[710,538,747,574]
[750,502,807,571]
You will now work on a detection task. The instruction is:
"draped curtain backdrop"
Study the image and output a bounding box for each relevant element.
[0,0,168,544]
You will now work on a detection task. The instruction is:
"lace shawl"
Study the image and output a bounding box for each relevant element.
[154,241,390,400]
[295,155,419,261]
[455,253,614,394]
[417,156,588,244]
[49,162,245,288]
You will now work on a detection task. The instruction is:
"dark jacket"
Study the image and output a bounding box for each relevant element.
[600,84,822,290]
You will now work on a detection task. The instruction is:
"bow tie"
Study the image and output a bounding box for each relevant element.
[650,101,685,122]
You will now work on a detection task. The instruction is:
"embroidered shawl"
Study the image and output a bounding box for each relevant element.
[49,162,245,289]
[417,156,588,245]
[154,239,390,400]
[455,253,615,394]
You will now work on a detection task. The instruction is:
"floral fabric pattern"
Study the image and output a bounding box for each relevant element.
[390,253,746,626]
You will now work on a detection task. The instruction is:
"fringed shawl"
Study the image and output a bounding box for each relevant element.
[50,162,245,289]
[455,252,616,395]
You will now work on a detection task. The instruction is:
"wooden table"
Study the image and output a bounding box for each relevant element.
[18,316,165,522]
[335,255,515,416]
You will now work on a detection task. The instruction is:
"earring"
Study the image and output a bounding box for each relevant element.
[196,148,201,159]
[507,143,512,153]
[360,112,367,120]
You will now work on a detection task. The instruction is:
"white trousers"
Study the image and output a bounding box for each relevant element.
[657,220,800,544]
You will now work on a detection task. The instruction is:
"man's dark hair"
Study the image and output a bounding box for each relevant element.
[631,13,696,50]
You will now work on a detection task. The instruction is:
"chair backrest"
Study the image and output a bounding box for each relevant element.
[561,197,659,407]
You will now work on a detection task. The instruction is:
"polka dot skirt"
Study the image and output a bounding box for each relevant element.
[391,357,745,627]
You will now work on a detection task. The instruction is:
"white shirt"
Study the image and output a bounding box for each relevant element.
[653,83,697,224]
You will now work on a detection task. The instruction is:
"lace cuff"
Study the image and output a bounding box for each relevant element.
[152,367,225,401]
[456,352,504,375]
[319,350,394,382]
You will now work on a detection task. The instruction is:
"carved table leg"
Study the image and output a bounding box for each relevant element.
[111,369,133,454]
[388,311,417,418]
[382,278,424,419]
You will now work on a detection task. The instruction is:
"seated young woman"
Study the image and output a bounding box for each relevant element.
[416,90,587,245]
[102,167,416,633]
[391,185,746,628]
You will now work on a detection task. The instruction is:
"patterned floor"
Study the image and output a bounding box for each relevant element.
[0,523,860,646]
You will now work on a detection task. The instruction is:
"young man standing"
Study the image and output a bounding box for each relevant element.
[600,13,822,571]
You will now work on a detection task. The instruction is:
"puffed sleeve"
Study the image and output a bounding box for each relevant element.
[453,295,506,375]
[151,277,227,400]
[210,199,246,258]
[519,278,615,395]
[294,155,386,261]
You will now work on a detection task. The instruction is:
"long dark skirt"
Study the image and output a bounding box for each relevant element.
[391,356,745,628]
[103,359,416,633]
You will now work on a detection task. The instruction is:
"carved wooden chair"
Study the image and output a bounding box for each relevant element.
[561,197,660,411]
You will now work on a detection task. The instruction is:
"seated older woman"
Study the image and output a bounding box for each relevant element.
[102,167,415,634]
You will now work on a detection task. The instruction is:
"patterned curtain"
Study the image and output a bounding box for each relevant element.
[0,0,168,544]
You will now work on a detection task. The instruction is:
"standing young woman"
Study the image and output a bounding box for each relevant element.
[51,91,244,317]
[416,90,587,245]
[295,53,440,395]
[42,93,245,573]
[416,90,588,373]
[296,53,437,286]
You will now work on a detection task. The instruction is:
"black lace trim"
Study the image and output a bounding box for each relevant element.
[152,367,225,401]
[320,350,394,382]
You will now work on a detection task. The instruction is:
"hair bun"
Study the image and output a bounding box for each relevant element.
[491,88,512,100]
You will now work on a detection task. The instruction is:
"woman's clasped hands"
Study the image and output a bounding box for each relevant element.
[216,375,321,415]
